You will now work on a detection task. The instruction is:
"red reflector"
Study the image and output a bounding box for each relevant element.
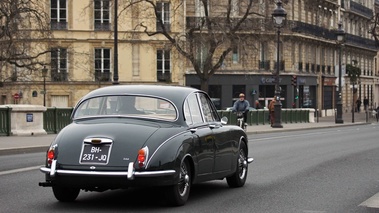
[48,150,54,160]
[47,150,55,164]
[138,155,145,162]
[138,149,146,163]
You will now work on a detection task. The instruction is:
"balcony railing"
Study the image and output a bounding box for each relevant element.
[258,60,270,70]
[298,62,303,71]
[186,17,274,31]
[186,17,378,53]
[290,20,336,40]
[305,63,310,72]
[51,22,67,30]
[95,22,111,31]
[157,72,171,82]
[156,23,171,32]
[51,72,68,82]
[345,34,377,51]
[349,1,373,18]
[95,71,111,81]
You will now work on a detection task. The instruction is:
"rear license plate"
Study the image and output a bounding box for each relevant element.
[80,144,111,164]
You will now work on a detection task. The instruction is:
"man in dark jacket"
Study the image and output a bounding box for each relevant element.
[231,93,250,125]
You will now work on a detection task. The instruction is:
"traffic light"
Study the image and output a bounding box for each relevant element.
[291,75,297,87]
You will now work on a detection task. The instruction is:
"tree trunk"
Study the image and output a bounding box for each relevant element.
[200,78,209,93]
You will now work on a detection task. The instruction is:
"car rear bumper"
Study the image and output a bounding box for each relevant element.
[40,160,175,180]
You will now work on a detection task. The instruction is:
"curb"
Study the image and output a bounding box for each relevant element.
[246,122,370,134]
[0,146,49,156]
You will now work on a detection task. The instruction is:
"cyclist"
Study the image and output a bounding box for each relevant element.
[231,93,250,127]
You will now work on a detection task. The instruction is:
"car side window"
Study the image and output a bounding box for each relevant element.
[184,93,203,125]
[199,93,217,122]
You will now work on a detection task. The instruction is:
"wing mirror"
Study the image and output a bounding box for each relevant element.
[221,117,228,125]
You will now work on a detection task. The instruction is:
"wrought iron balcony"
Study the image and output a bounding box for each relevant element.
[345,33,377,51]
[51,22,67,30]
[349,1,373,18]
[186,17,274,31]
[157,72,171,82]
[258,60,270,70]
[298,62,303,71]
[51,72,68,82]
[156,23,171,32]
[95,71,111,81]
[290,20,335,40]
[305,63,310,72]
[186,17,377,52]
[95,22,111,31]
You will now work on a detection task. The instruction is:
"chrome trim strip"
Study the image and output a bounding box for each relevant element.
[84,138,113,144]
[127,162,134,180]
[50,160,57,177]
[146,130,187,167]
[39,167,175,178]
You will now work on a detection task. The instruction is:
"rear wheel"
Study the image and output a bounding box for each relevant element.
[165,159,191,206]
[227,142,248,187]
[52,186,80,202]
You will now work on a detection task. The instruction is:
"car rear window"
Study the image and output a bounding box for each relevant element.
[73,95,177,121]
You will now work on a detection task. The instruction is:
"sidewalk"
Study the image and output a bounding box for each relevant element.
[0,111,375,155]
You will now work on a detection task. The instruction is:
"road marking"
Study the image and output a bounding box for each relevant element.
[359,192,379,208]
[0,165,42,176]
[252,130,342,141]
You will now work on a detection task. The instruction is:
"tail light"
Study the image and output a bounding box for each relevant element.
[137,146,149,168]
[47,145,57,165]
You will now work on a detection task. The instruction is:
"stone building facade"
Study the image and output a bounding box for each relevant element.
[0,0,378,113]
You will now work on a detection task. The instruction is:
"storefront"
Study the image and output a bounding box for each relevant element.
[185,74,318,110]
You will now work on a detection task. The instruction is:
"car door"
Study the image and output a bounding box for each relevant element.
[198,93,234,174]
[184,93,214,176]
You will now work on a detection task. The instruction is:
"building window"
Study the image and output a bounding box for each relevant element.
[95,48,111,81]
[51,0,67,30]
[51,48,68,82]
[259,42,269,70]
[232,46,239,64]
[94,0,110,30]
[157,50,171,82]
[156,2,170,32]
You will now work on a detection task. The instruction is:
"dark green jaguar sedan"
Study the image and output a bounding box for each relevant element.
[39,85,253,206]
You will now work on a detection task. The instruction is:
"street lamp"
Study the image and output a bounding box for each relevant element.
[335,21,345,124]
[42,66,48,106]
[351,59,358,123]
[271,0,287,128]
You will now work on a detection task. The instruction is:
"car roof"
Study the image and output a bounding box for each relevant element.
[78,85,201,107]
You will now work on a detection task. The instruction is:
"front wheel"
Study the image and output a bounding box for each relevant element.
[52,186,80,202]
[165,159,191,206]
[227,142,248,188]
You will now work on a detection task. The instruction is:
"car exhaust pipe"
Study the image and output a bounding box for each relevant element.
[39,182,52,187]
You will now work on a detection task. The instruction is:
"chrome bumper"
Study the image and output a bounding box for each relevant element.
[40,160,175,180]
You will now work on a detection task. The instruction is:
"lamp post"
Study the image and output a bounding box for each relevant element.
[42,66,48,106]
[335,22,345,124]
[351,60,358,123]
[271,0,286,128]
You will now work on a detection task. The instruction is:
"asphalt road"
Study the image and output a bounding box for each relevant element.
[0,124,378,212]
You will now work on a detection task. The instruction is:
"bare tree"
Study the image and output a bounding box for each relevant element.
[119,0,260,92]
[0,0,52,79]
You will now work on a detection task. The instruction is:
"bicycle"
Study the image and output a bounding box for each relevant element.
[236,111,247,131]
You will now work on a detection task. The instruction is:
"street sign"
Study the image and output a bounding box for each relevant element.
[13,93,19,100]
